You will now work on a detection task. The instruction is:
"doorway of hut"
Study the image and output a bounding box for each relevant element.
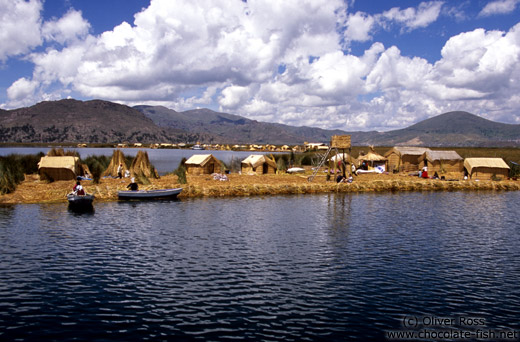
[263,164,268,174]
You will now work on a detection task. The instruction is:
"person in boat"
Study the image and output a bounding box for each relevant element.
[127,178,138,191]
[73,181,86,195]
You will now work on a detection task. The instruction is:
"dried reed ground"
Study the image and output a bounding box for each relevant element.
[1,172,520,204]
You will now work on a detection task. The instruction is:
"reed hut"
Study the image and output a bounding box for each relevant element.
[241,155,277,174]
[102,149,128,177]
[384,147,432,172]
[356,147,387,171]
[464,158,510,180]
[38,156,82,181]
[185,154,221,175]
[130,150,159,179]
[418,151,463,173]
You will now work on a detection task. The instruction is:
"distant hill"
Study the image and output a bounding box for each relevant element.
[135,106,520,146]
[134,105,349,145]
[357,111,520,147]
[1,99,519,146]
[0,99,208,144]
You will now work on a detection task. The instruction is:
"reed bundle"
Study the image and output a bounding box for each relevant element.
[102,150,128,178]
[130,150,159,181]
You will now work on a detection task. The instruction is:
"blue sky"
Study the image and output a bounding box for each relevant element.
[1,0,520,132]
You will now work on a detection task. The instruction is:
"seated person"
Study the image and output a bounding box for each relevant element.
[73,181,86,195]
[421,166,429,178]
[127,178,139,191]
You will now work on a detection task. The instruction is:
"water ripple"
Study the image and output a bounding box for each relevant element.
[1,192,520,340]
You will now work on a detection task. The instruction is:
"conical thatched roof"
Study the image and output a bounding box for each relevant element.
[102,149,128,177]
[130,150,159,179]
[357,147,387,162]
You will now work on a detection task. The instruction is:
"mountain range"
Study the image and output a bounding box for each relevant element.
[1,99,519,147]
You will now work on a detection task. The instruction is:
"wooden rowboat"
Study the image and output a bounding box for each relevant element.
[67,193,95,211]
[117,188,183,200]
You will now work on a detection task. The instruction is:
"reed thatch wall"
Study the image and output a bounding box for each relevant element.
[468,167,509,180]
[385,147,431,172]
[464,158,510,180]
[38,156,81,181]
[418,151,464,173]
[241,155,276,174]
[185,154,221,175]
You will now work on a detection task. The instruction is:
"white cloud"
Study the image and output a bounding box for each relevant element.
[42,9,90,45]
[382,1,444,31]
[7,77,39,101]
[479,0,520,16]
[3,0,520,132]
[0,0,42,62]
[219,85,251,109]
[344,2,444,44]
[345,12,375,42]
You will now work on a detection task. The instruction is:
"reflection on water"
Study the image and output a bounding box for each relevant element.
[0,192,519,341]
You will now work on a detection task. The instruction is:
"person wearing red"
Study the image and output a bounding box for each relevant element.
[73,181,86,195]
[421,166,429,178]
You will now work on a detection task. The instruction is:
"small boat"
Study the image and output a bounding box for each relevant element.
[118,188,183,200]
[192,144,205,150]
[67,193,95,211]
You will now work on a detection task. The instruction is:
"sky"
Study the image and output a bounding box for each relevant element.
[1,0,520,132]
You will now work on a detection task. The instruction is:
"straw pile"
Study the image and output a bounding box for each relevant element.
[102,150,128,177]
[47,148,78,157]
[130,150,159,180]
[2,172,520,204]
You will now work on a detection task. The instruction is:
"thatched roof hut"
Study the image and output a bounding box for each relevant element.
[357,147,387,170]
[419,151,463,173]
[384,147,432,172]
[38,156,81,181]
[102,149,128,177]
[464,158,510,180]
[185,154,221,175]
[130,150,159,179]
[241,155,277,174]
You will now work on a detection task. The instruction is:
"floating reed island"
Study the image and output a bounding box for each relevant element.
[1,172,520,204]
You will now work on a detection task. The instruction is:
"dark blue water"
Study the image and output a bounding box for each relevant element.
[1,192,519,341]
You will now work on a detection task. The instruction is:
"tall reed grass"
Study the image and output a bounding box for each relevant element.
[0,153,44,194]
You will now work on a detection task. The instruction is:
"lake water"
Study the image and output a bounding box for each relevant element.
[0,147,274,175]
[1,191,519,341]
